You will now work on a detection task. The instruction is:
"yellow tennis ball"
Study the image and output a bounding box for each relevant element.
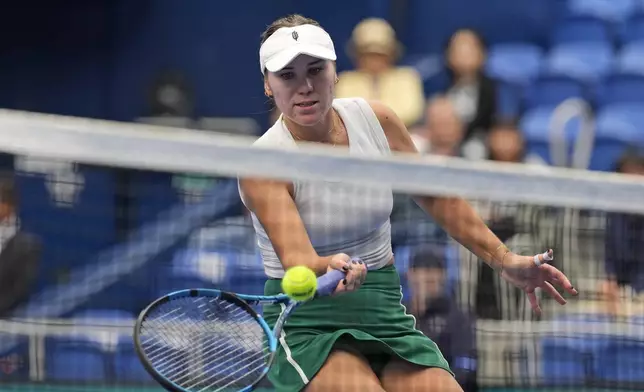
[282,266,317,301]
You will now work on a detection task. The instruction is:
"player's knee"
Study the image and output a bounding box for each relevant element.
[305,349,385,392]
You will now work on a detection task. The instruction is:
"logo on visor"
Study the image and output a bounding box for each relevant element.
[292,31,299,41]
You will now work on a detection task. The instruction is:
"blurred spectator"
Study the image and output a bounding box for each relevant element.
[408,245,478,392]
[409,95,486,158]
[146,70,194,118]
[390,99,451,244]
[601,147,644,317]
[487,123,546,165]
[443,29,497,144]
[0,173,42,317]
[336,18,425,127]
[487,124,523,162]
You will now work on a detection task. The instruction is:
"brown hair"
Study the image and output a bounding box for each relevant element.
[260,14,321,45]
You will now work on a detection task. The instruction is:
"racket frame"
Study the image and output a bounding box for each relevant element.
[134,288,299,392]
[134,267,347,392]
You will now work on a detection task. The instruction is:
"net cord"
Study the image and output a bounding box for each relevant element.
[0,109,642,214]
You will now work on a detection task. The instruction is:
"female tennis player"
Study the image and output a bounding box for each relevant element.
[239,14,578,392]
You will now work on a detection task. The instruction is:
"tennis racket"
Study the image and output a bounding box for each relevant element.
[133,264,352,392]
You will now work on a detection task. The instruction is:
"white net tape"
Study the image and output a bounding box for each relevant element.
[0,109,642,214]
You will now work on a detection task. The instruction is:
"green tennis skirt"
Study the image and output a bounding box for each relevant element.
[262,265,453,392]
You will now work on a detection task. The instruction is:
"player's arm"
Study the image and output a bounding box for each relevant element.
[368,100,507,271]
[239,178,335,275]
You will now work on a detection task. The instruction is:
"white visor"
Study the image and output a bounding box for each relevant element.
[259,24,337,74]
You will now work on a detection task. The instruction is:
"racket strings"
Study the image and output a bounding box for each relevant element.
[139,295,271,391]
[145,298,251,386]
[142,298,260,389]
[188,301,270,391]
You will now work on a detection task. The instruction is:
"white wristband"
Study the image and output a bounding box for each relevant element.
[533,251,553,266]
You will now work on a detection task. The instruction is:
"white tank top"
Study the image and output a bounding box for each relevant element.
[239,97,394,278]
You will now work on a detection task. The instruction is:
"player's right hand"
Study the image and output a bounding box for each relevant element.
[327,253,367,294]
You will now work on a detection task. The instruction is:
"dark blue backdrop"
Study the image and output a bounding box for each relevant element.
[0,0,563,130]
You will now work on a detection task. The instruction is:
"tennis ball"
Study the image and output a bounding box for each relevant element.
[282,266,317,301]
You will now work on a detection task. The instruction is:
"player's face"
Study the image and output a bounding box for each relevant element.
[266,55,336,126]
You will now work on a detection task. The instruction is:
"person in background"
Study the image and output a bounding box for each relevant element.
[487,124,523,163]
[443,29,497,146]
[146,70,194,118]
[601,147,644,317]
[0,173,42,317]
[391,96,464,250]
[487,123,546,165]
[408,245,478,392]
[409,96,477,158]
[336,18,425,127]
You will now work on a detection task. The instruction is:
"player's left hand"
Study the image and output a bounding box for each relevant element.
[500,249,578,316]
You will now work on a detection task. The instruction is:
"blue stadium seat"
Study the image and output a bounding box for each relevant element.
[127,171,236,229]
[615,43,644,75]
[541,336,595,386]
[567,0,638,23]
[14,164,117,292]
[524,74,587,110]
[541,315,612,386]
[620,15,644,44]
[596,73,644,107]
[154,249,223,294]
[0,335,30,380]
[596,339,644,383]
[595,103,644,141]
[196,216,257,254]
[485,43,544,86]
[551,16,612,45]
[157,247,264,296]
[544,42,614,83]
[115,334,155,383]
[127,171,189,228]
[495,81,524,120]
[45,309,133,382]
[519,106,582,165]
[45,335,108,382]
[592,103,644,170]
[221,251,265,295]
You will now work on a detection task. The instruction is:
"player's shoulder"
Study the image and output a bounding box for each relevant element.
[363,99,398,123]
[332,96,368,108]
[333,97,398,128]
[333,97,384,124]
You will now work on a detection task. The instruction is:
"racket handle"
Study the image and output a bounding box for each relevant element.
[316,269,346,297]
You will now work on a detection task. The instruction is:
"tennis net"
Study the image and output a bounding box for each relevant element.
[0,109,643,391]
